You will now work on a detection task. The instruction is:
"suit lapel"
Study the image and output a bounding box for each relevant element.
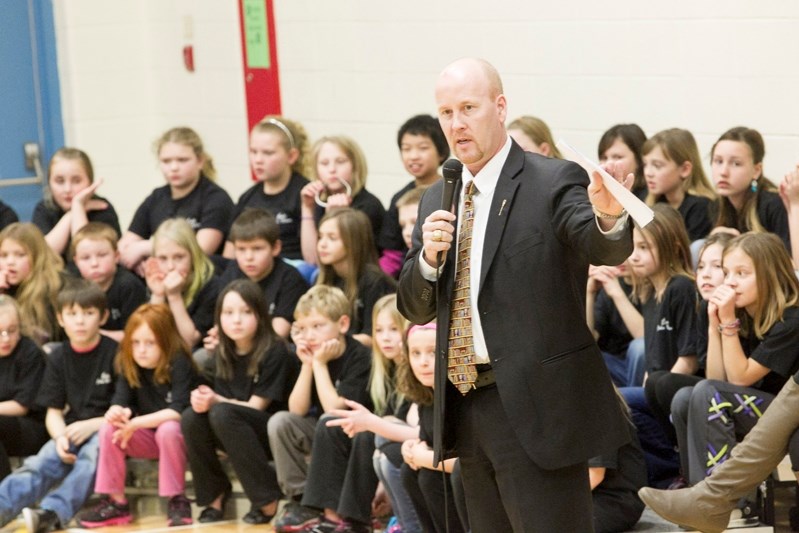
[479,145,524,292]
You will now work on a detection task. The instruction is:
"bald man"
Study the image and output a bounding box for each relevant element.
[397,58,636,532]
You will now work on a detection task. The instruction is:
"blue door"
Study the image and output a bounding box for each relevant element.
[0,0,64,222]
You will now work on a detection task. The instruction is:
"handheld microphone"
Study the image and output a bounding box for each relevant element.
[437,159,463,267]
[441,159,462,213]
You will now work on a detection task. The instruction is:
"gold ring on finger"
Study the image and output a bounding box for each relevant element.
[433,229,443,242]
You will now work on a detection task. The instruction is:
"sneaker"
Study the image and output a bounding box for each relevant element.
[274,502,321,532]
[305,518,371,533]
[167,495,193,526]
[22,508,62,533]
[77,496,133,528]
[243,506,274,525]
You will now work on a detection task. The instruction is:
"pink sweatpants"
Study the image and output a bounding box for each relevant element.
[94,420,187,497]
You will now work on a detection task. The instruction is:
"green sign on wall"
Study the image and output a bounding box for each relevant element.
[243,0,270,69]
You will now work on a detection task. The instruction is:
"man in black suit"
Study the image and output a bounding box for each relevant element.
[397,58,635,532]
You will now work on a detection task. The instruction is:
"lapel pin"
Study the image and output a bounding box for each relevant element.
[498,199,507,216]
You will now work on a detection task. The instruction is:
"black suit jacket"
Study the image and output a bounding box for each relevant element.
[397,141,634,470]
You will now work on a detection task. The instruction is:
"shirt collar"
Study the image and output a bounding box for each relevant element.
[461,135,513,197]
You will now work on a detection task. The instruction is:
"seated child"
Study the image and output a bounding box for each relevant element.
[398,323,466,533]
[269,286,372,532]
[219,208,308,338]
[71,222,147,341]
[0,223,64,346]
[292,295,413,533]
[0,295,48,481]
[183,280,298,525]
[0,278,117,533]
[76,304,197,528]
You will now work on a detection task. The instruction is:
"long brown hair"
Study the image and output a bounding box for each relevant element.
[0,223,63,344]
[631,204,694,303]
[116,304,193,388]
[642,128,715,205]
[724,233,799,338]
[395,324,435,406]
[315,209,394,318]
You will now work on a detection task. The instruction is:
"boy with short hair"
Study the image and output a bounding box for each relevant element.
[219,208,308,338]
[379,114,449,277]
[71,222,146,341]
[268,286,372,533]
[0,278,118,533]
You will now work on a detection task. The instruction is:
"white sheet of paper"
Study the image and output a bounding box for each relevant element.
[556,139,654,228]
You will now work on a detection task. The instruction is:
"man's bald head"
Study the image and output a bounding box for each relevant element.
[438,58,504,99]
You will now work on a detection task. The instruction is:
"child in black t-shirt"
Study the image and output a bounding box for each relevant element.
[315,209,397,347]
[378,115,448,278]
[398,323,466,533]
[71,222,147,342]
[225,116,311,262]
[299,136,385,265]
[0,279,117,533]
[218,208,308,338]
[32,148,121,260]
[77,304,197,529]
[269,286,372,533]
[0,295,48,480]
[145,218,221,349]
[183,280,298,525]
[118,127,234,274]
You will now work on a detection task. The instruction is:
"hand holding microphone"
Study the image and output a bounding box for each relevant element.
[422,159,462,268]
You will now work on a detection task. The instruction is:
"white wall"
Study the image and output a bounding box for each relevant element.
[54,1,799,228]
[54,0,249,228]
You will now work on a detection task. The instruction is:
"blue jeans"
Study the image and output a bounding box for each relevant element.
[602,338,646,388]
[374,436,422,533]
[0,433,99,525]
[620,387,679,487]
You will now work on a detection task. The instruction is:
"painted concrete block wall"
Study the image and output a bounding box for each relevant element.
[54,1,799,228]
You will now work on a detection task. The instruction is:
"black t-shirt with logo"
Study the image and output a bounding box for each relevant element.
[0,336,45,412]
[104,267,148,331]
[642,275,698,373]
[127,176,234,254]
[37,336,118,425]
[218,257,308,323]
[232,173,309,260]
[111,355,197,416]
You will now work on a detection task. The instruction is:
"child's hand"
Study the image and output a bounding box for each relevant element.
[709,285,737,324]
[65,420,96,446]
[144,258,165,297]
[163,270,187,297]
[104,405,132,427]
[202,326,219,352]
[401,438,420,470]
[707,300,720,330]
[326,193,352,209]
[594,266,624,299]
[301,181,326,210]
[111,421,137,450]
[55,435,77,464]
[326,399,372,437]
[190,385,217,413]
[371,482,392,517]
[780,164,799,210]
[72,178,107,211]
[294,341,313,366]
[313,338,341,364]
